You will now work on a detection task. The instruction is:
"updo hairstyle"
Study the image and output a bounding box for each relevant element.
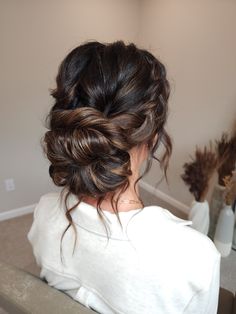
[42,40,172,255]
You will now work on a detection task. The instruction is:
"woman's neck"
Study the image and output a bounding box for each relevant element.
[82,172,143,213]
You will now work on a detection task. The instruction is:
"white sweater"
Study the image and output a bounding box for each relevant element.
[27,192,221,314]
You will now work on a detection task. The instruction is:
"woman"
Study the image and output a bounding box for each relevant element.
[28,40,220,313]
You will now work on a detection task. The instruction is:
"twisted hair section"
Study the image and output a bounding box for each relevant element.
[44,107,132,195]
[42,40,172,261]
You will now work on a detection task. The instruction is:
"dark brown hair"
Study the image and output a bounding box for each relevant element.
[42,40,172,260]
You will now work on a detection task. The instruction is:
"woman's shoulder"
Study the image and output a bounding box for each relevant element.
[127,204,220,266]
[37,191,62,204]
[126,204,193,237]
[127,205,220,291]
[32,192,64,219]
[28,192,66,241]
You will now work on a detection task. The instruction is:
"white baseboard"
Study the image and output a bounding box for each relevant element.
[139,180,189,214]
[0,203,37,222]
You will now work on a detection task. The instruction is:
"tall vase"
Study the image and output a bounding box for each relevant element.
[232,225,236,251]
[214,204,235,257]
[188,200,210,235]
[208,184,226,240]
[232,199,236,251]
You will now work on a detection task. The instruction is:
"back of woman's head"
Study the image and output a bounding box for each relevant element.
[42,40,172,251]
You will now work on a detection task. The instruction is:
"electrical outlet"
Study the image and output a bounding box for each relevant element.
[4,178,15,192]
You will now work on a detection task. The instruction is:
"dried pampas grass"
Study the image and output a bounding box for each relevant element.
[222,175,236,206]
[181,144,218,202]
[216,132,236,186]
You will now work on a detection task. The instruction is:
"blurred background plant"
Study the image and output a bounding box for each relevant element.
[222,175,236,206]
[216,132,236,186]
[181,143,218,202]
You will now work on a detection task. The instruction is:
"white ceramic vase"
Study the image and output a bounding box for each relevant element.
[232,199,236,250]
[188,200,210,235]
[208,184,226,240]
[232,224,236,251]
[214,204,235,257]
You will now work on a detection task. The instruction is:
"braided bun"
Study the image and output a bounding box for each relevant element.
[43,107,132,197]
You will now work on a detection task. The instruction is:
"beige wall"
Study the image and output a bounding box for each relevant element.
[1,0,236,213]
[0,0,140,212]
[138,0,236,206]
